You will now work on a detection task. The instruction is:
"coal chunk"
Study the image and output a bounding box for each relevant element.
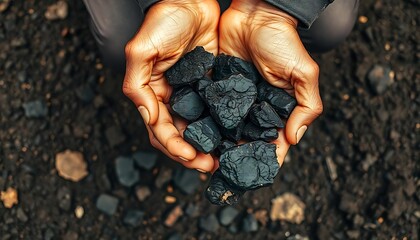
[96,194,119,216]
[217,140,236,155]
[194,76,213,99]
[220,121,245,143]
[213,53,260,84]
[165,46,214,87]
[257,81,296,118]
[205,170,245,206]
[183,116,222,153]
[115,156,139,187]
[132,151,158,170]
[242,123,278,142]
[249,102,284,128]
[173,168,200,194]
[242,213,259,232]
[205,74,257,129]
[123,210,144,227]
[219,141,279,190]
[219,206,240,226]
[198,214,220,232]
[22,100,48,118]
[169,86,205,121]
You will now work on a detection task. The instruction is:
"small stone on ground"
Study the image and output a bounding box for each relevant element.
[45,1,68,20]
[115,156,139,187]
[22,100,48,118]
[164,205,183,227]
[123,209,144,227]
[135,186,151,202]
[173,168,200,194]
[218,206,239,226]
[55,150,88,182]
[96,194,119,216]
[199,214,220,233]
[132,151,158,170]
[270,193,306,224]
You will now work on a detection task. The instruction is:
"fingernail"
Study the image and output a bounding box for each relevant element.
[138,106,149,124]
[296,125,307,143]
[179,157,189,162]
[196,168,207,173]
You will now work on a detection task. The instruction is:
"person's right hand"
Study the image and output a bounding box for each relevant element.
[123,0,220,172]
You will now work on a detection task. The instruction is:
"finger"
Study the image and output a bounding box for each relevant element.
[149,101,196,160]
[286,60,323,145]
[123,37,160,125]
[271,128,290,167]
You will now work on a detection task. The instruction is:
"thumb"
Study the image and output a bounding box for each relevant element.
[286,61,323,145]
[123,41,159,125]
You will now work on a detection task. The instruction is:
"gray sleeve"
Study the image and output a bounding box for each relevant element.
[264,0,333,28]
[136,0,160,12]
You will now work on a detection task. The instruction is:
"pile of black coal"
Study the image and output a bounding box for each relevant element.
[165,46,297,205]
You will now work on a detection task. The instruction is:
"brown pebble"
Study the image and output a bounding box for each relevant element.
[55,150,88,182]
[1,187,18,208]
[165,196,177,204]
[75,206,84,219]
[164,205,183,227]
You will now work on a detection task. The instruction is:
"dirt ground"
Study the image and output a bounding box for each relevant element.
[0,0,418,239]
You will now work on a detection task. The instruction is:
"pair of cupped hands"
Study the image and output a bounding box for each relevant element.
[123,0,323,173]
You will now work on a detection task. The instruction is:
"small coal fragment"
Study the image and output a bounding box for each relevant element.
[183,116,222,153]
[219,141,279,190]
[219,206,240,226]
[205,74,257,129]
[115,156,139,187]
[165,46,214,87]
[132,151,158,170]
[22,100,48,118]
[173,168,200,194]
[205,170,245,206]
[170,87,205,121]
[270,193,306,224]
[199,214,220,233]
[123,210,144,227]
[242,213,259,232]
[249,102,284,128]
[217,140,236,155]
[96,194,119,216]
[220,121,245,143]
[242,123,278,142]
[194,76,213,99]
[367,64,394,95]
[257,81,296,118]
[213,53,260,84]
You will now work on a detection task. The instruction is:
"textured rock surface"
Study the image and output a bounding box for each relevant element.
[205,170,245,206]
[242,123,278,142]
[183,116,222,153]
[170,87,205,121]
[257,81,297,118]
[249,101,284,128]
[213,53,260,84]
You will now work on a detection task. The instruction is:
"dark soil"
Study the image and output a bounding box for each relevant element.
[0,0,418,239]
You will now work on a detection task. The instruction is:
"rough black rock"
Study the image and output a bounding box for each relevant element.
[219,141,279,190]
[205,170,245,206]
[220,121,245,143]
[123,210,144,227]
[249,102,284,128]
[165,46,214,87]
[194,76,213,99]
[198,214,220,233]
[169,86,205,121]
[173,168,200,194]
[115,156,139,187]
[242,123,278,142]
[218,206,240,226]
[217,140,236,155]
[183,116,222,153]
[257,81,297,118]
[96,194,119,216]
[213,53,260,84]
[132,151,158,170]
[22,100,48,118]
[205,74,257,129]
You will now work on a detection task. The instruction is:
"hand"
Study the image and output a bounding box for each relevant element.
[219,0,323,165]
[123,0,220,172]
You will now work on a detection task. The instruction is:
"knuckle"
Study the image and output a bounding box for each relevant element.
[310,102,324,116]
[302,62,319,78]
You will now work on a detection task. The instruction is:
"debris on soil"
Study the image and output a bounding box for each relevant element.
[155,167,173,188]
[249,101,284,128]
[257,81,297,118]
[165,46,214,87]
[165,195,177,204]
[205,74,257,129]
[16,207,28,222]
[213,53,260,84]
[74,205,84,219]
[164,205,183,227]
[57,186,72,211]
[253,209,268,226]
[105,125,126,147]
[170,87,205,121]
[367,64,394,95]
[135,186,151,202]
[242,122,278,142]
[270,193,306,224]
[132,151,158,170]
[199,214,220,232]
[242,213,259,232]
[172,168,200,194]
[96,194,119,216]
[115,156,139,187]
[205,170,245,206]
[0,0,10,12]
[22,100,48,118]
[325,157,338,181]
[218,206,240,226]
[123,210,144,227]
[55,150,88,182]
[45,1,68,20]
[183,116,222,154]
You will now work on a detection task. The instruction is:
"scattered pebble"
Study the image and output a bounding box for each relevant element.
[287,234,309,240]
[361,153,378,171]
[167,232,182,240]
[132,151,158,170]
[242,213,258,232]
[96,194,119,216]
[57,186,72,211]
[325,157,338,181]
[155,167,173,188]
[123,209,144,227]
[1,187,18,208]
[164,205,183,227]
[218,206,239,226]
[55,150,88,182]
[270,193,306,224]
[17,207,28,222]
[358,16,368,23]
[75,206,84,219]
[199,214,220,233]
[367,64,394,95]
[0,0,10,12]
[165,195,177,204]
[184,203,200,218]
[45,1,68,20]
[75,84,95,103]
[105,126,126,147]
[135,186,151,202]
[22,100,48,118]
[253,209,268,226]
[173,168,200,194]
[115,156,139,187]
